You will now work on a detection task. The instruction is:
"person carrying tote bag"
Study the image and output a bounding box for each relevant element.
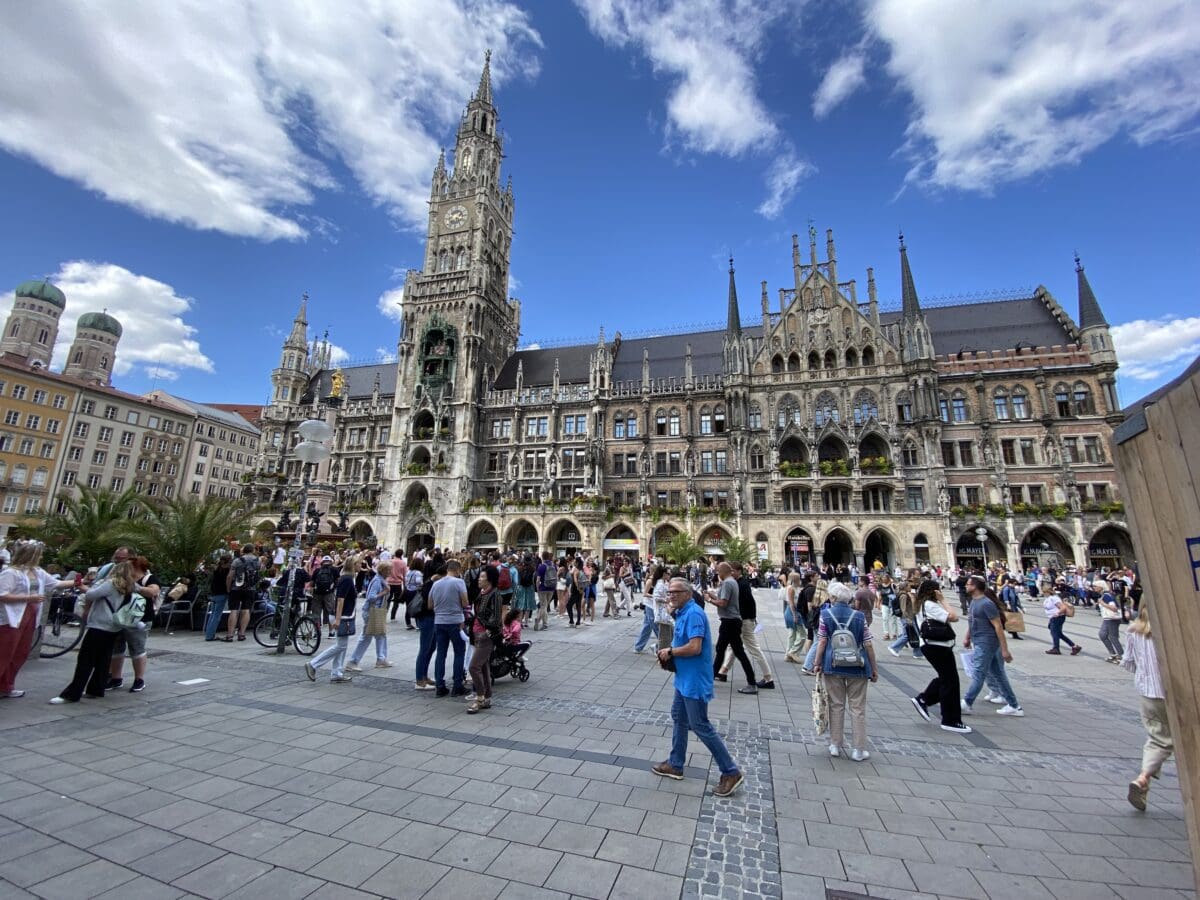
[346,561,392,672]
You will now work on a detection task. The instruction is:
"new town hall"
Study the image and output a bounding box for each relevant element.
[252,55,1132,573]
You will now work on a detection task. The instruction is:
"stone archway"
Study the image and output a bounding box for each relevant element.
[864,527,894,571]
[698,524,733,557]
[506,518,539,552]
[548,518,584,558]
[1019,524,1075,569]
[956,525,1008,570]
[785,527,815,566]
[406,519,436,555]
[1088,523,1135,570]
[349,520,375,544]
[823,528,853,566]
[603,523,639,559]
[466,519,499,552]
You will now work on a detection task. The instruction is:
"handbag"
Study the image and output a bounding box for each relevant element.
[1062,601,1075,618]
[783,604,795,631]
[811,673,829,737]
[1005,610,1026,633]
[336,616,356,637]
[407,589,428,617]
[365,606,388,636]
[919,615,955,643]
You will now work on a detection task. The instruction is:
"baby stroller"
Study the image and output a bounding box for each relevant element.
[489,638,531,682]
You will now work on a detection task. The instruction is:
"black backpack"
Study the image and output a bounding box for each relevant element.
[313,566,337,593]
[233,556,259,590]
[519,562,535,588]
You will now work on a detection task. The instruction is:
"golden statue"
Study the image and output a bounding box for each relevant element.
[330,368,346,397]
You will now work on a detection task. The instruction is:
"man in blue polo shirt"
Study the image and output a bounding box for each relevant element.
[653,577,743,797]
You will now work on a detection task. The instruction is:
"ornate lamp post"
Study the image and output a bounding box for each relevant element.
[277,419,331,654]
[975,526,989,570]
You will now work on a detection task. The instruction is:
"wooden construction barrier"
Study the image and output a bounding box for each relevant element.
[1113,354,1200,892]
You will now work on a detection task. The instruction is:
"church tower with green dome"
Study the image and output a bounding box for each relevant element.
[64,310,123,386]
[1,279,66,368]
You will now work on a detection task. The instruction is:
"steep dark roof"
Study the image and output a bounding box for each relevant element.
[880,296,1074,357]
[1076,261,1109,330]
[304,363,396,401]
[496,295,1076,388]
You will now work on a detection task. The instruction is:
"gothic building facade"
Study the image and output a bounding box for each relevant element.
[251,55,1133,572]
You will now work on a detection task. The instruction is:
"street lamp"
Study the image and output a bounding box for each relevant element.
[975,526,989,570]
[277,419,331,654]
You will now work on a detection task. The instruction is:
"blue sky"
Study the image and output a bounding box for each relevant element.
[0,0,1197,406]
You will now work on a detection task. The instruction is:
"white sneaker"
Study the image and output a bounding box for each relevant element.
[374,660,393,668]
[829,744,841,757]
[344,664,362,673]
[997,705,1025,717]
[941,723,973,734]
[960,700,974,716]
[887,647,901,657]
[986,694,1005,704]
[850,749,870,762]
[48,696,68,705]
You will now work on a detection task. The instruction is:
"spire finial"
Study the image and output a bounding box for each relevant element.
[725,255,742,337]
[475,49,493,104]
[1075,252,1108,329]
[898,228,906,251]
[728,254,734,274]
[1074,250,1083,272]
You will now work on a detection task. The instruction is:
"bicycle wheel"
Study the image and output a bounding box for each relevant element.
[292,616,321,656]
[252,613,282,648]
[40,608,84,658]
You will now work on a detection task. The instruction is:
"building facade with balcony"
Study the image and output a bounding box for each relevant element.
[251,55,1131,572]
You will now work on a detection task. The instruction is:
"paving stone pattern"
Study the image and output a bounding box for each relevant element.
[0,590,1192,899]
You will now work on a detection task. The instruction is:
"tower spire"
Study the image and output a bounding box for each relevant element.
[726,256,741,337]
[899,231,921,319]
[1075,253,1109,329]
[475,49,493,105]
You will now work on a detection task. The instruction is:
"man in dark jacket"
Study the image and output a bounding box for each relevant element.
[716,561,774,688]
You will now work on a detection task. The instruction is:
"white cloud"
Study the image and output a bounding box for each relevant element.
[1112,316,1200,382]
[377,287,405,323]
[0,261,214,382]
[812,50,866,119]
[144,367,180,383]
[375,347,398,363]
[756,147,816,218]
[865,0,1200,191]
[575,0,808,218]
[0,2,540,240]
[575,0,789,156]
[327,343,351,366]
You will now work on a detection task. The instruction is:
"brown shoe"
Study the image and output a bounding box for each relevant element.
[1070,645,1082,656]
[651,761,684,781]
[713,772,744,797]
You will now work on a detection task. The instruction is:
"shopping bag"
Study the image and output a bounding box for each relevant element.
[1005,610,1026,633]
[959,649,977,679]
[812,673,829,737]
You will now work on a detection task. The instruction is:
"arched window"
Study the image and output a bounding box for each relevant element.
[7,322,16,337]
[1054,384,1071,417]
[771,354,784,374]
[951,391,969,422]
[902,441,920,467]
[807,351,820,371]
[777,395,799,428]
[72,350,82,364]
[852,390,878,424]
[626,413,638,438]
[895,391,913,423]
[824,349,836,369]
[938,392,950,422]
[993,389,1010,420]
[748,404,762,430]
[787,352,800,371]
[100,356,108,369]
[455,247,467,269]
[437,249,449,272]
[862,346,876,367]
[699,407,712,435]
[749,445,765,470]
[814,392,839,427]
[1012,389,1030,419]
[845,348,859,369]
[655,409,667,435]
[668,409,681,436]
[714,406,726,433]
[1072,383,1093,415]
[613,412,627,439]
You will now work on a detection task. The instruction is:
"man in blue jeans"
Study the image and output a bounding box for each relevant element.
[429,560,470,698]
[652,577,743,797]
[961,575,1024,717]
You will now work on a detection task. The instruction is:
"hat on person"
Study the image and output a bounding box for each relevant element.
[321,555,332,563]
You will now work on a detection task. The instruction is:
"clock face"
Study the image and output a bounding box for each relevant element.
[444,205,468,229]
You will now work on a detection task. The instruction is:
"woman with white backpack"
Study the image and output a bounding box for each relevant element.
[811,581,878,761]
[51,561,135,703]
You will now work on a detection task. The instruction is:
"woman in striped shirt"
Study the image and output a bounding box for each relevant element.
[1122,608,1172,811]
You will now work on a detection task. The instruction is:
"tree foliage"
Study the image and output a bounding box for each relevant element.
[658,532,704,566]
[717,535,757,566]
[120,495,255,583]
[21,486,142,572]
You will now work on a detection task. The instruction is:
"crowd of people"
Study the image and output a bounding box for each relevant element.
[0,537,1171,808]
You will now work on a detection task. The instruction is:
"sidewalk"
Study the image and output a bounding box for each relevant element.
[0,591,1189,899]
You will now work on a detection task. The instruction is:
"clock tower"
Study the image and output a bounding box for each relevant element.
[381,51,520,547]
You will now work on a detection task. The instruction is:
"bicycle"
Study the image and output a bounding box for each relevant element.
[40,588,85,658]
[252,601,321,655]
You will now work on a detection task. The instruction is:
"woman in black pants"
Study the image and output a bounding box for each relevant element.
[50,563,134,704]
[909,579,972,734]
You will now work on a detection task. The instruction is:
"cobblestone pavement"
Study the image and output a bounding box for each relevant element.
[0,591,1191,899]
